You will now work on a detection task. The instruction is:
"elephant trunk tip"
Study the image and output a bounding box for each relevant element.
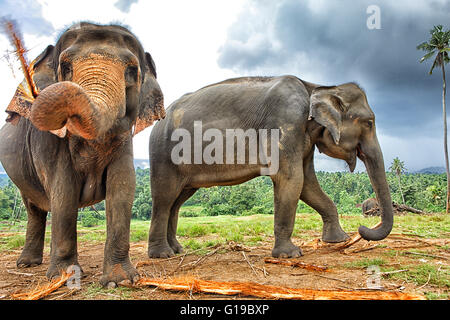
[30,81,102,140]
[30,82,72,131]
[358,218,393,241]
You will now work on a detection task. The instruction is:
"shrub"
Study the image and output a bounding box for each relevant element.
[81,212,99,227]
[179,207,203,217]
[202,204,234,216]
[0,208,10,220]
[243,205,272,215]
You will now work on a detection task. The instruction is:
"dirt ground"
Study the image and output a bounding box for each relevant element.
[0,231,448,300]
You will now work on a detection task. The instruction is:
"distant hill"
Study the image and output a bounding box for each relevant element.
[415,166,446,174]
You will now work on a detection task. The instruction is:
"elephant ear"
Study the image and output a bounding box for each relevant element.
[5,45,65,137]
[134,52,165,136]
[308,86,346,145]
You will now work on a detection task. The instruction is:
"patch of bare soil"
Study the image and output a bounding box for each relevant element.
[0,233,448,300]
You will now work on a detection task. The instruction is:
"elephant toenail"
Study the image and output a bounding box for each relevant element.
[118,279,132,287]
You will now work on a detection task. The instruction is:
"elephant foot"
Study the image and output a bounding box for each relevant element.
[322,223,350,243]
[168,237,183,254]
[148,241,175,258]
[46,259,83,280]
[100,260,140,288]
[272,240,302,258]
[17,251,43,268]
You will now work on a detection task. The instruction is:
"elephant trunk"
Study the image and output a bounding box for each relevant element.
[358,135,394,241]
[30,54,126,140]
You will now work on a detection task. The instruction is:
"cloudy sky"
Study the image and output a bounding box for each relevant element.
[0,0,449,172]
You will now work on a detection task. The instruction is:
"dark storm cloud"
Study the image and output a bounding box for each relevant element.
[114,0,138,13]
[0,0,54,36]
[218,0,450,138]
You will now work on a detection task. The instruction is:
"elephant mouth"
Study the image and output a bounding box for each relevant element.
[356,143,366,161]
[345,144,365,173]
[346,153,357,173]
[347,144,366,173]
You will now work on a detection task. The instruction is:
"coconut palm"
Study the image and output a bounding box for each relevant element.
[417,25,450,213]
[389,157,406,205]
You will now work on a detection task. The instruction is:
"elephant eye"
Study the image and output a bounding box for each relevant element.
[59,61,72,81]
[125,65,138,85]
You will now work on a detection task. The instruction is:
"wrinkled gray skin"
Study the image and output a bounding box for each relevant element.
[148,76,394,258]
[0,23,163,287]
[362,198,378,214]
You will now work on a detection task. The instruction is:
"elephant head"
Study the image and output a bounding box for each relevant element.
[6,22,164,139]
[308,83,393,241]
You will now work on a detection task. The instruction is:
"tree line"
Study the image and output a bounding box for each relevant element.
[177,170,447,218]
[0,167,446,222]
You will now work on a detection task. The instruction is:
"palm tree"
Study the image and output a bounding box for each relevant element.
[389,157,406,205]
[417,25,450,213]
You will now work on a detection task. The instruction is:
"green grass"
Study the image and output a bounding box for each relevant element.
[394,214,450,238]
[1,213,448,252]
[130,228,147,242]
[82,283,134,300]
[383,263,449,288]
[178,238,225,255]
[175,214,273,244]
[424,292,448,300]
[137,212,448,247]
[343,258,387,269]
[1,234,25,250]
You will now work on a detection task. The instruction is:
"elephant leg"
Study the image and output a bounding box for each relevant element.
[271,170,303,258]
[300,156,349,243]
[100,152,139,287]
[148,180,182,258]
[17,196,47,268]
[167,188,198,254]
[46,183,80,279]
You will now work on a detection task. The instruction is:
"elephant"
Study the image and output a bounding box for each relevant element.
[147,75,393,258]
[362,198,379,214]
[0,22,164,287]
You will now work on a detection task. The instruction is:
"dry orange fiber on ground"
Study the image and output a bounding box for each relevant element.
[10,271,73,300]
[136,276,426,300]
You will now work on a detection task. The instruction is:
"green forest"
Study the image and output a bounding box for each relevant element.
[0,167,447,224]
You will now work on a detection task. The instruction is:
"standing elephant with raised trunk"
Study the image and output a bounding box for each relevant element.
[147,75,393,259]
[0,22,164,287]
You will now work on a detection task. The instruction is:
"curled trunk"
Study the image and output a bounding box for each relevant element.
[30,54,126,140]
[31,82,103,139]
[358,136,394,241]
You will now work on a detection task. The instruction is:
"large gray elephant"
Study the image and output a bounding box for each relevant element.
[147,76,393,258]
[0,22,164,286]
